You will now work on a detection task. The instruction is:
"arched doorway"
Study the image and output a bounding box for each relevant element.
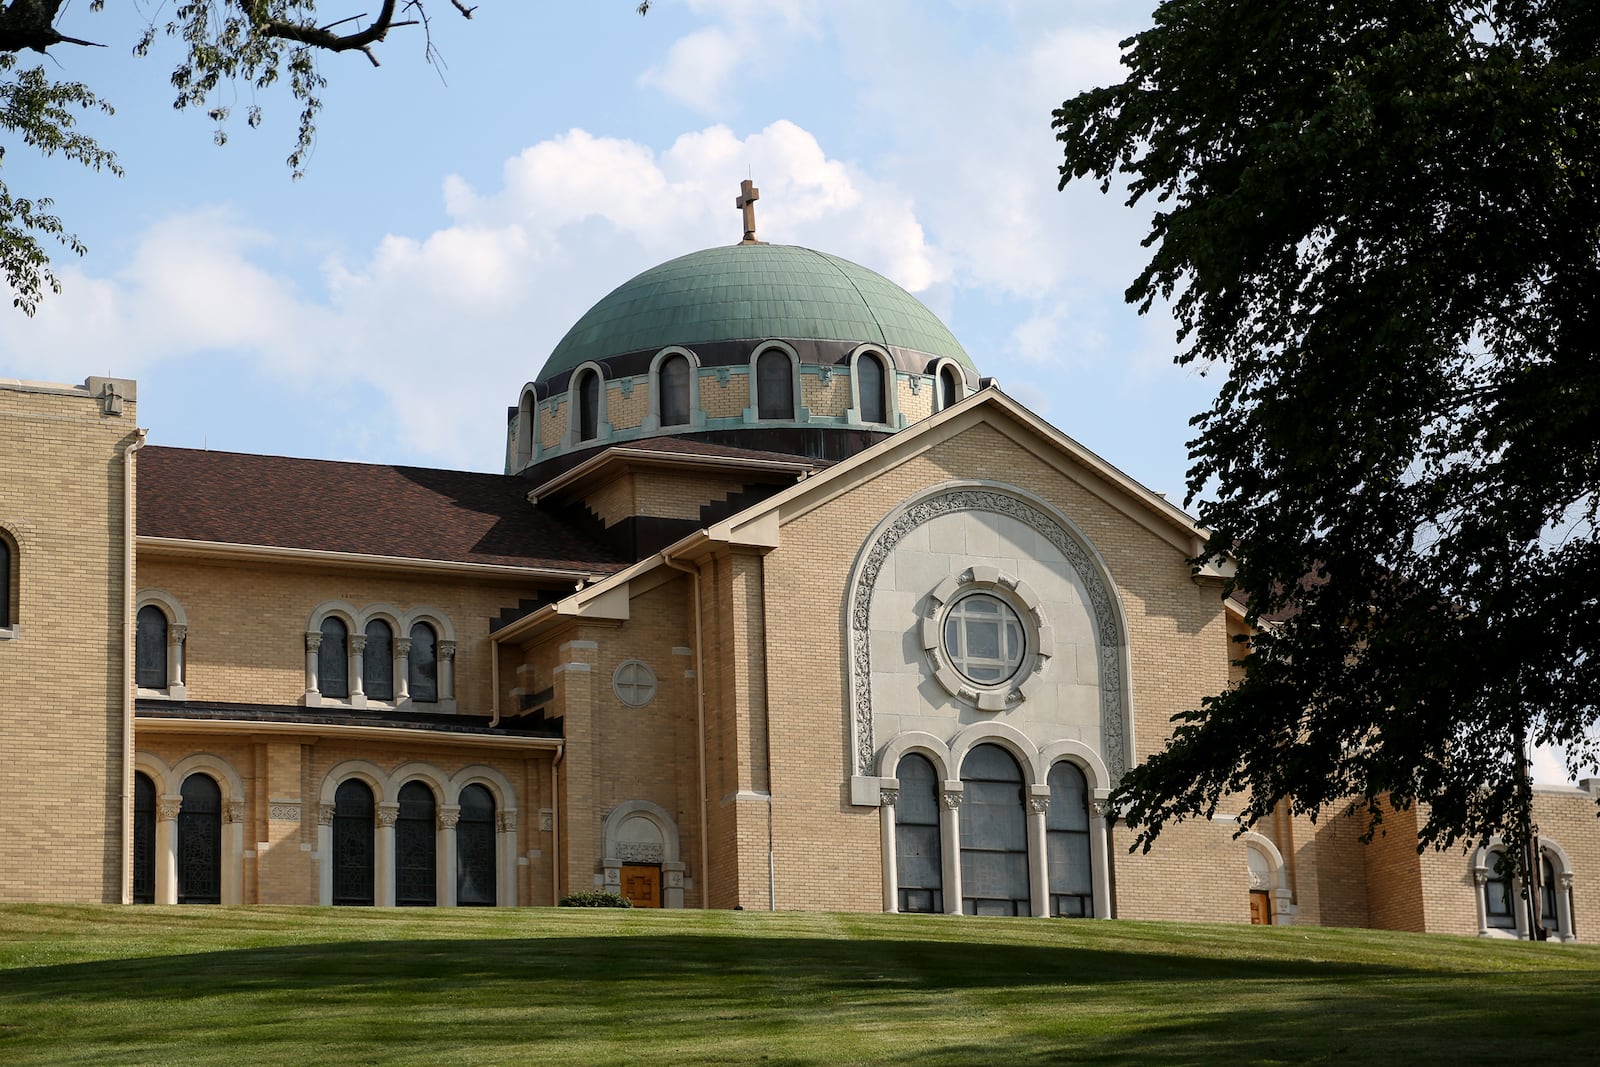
[177,774,221,904]
[132,771,156,904]
[395,781,437,907]
[456,784,496,907]
[894,753,944,913]
[332,779,376,906]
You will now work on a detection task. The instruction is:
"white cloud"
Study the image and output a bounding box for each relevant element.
[639,26,743,113]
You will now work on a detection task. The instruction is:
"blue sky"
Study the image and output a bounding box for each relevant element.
[5,2,1587,785]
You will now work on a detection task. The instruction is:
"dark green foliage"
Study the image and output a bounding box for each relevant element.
[1055,2,1600,858]
[558,890,634,908]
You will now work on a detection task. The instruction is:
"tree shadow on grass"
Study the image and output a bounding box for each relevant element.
[0,936,1595,1064]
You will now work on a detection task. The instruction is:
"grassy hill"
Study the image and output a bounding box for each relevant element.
[0,905,1596,1064]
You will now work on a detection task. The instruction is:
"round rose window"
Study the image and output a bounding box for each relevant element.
[942,592,1026,685]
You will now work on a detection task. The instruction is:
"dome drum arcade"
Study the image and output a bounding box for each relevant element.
[507,182,979,475]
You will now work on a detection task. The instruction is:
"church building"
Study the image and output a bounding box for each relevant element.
[2,186,1595,939]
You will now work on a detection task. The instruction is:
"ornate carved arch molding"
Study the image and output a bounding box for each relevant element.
[846,483,1132,787]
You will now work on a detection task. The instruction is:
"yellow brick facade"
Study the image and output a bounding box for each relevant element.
[6,372,1598,939]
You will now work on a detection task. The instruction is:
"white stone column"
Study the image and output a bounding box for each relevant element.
[1472,869,1490,936]
[1091,796,1113,919]
[394,637,412,703]
[439,806,460,907]
[223,800,245,905]
[439,641,457,702]
[941,783,963,915]
[156,795,181,905]
[497,809,518,906]
[348,634,367,707]
[168,624,188,699]
[304,632,322,703]
[1027,787,1050,918]
[376,803,398,907]
[1556,874,1576,942]
[317,804,335,905]
[879,788,899,914]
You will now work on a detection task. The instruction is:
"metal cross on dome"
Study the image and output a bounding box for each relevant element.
[736,179,761,244]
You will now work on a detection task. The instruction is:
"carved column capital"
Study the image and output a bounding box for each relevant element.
[497,810,518,833]
[941,790,964,810]
[439,640,457,660]
[318,803,336,826]
[305,632,322,652]
[1029,795,1051,815]
[377,803,399,828]
[395,637,412,654]
[168,624,188,645]
[350,635,367,654]
[158,796,182,821]
[1472,870,1488,887]
[438,807,461,830]
[225,800,246,824]
[879,788,899,809]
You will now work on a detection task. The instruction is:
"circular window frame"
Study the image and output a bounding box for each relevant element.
[612,659,658,708]
[921,566,1053,711]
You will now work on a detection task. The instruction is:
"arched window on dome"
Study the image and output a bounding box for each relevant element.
[513,386,537,470]
[857,356,896,428]
[756,348,795,420]
[577,369,601,442]
[940,365,962,410]
[658,353,692,426]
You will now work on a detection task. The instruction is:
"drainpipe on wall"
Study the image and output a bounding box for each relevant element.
[662,552,711,909]
[120,427,147,905]
[551,742,564,905]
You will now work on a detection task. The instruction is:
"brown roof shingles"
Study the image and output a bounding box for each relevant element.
[138,446,627,573]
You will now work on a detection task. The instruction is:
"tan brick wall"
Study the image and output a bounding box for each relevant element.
[897,378,934,424]
[540,399,568,451]
[1360,803,1425,931]
[802,372,850,418]
[607,380,648,432]
[701,373,747,420]
[0,380,137,903]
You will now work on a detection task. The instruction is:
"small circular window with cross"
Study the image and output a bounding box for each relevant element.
[921,567,1053,711]
[612,660,658,708]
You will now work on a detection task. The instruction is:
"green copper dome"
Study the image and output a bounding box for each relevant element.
[539,244,973,381]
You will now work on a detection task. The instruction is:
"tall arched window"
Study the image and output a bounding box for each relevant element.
[319,617,349,699]
[457,784,497,907]
[1485,850,1516,930]
[939,365,961,410]
[515,388,536,469]
[857,354,887,425]
[132,771,156,905]
[363,619,394,701]
[177,773,222,905]
[578,370,600,442]
[1540,854,1559,935]
[409,622,438,703]
[332,779,376,906]
[959,744,1028,916]
[658,353,692,427]
[1046,762,1093,918]
[0,533,12,629]
[894,753,943,913]
[395,781,437,907]
[135,605,169,690]
[756,349,795,420]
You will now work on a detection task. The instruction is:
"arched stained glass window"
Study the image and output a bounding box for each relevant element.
[409,622,438,703]
[1485,850,1515,929]
[659,353,692,426]
[395,781,437,907]
[959,744,1028,916]
[177,774,221,905]
[756,349,794,420]
[1046,762,1093,918]
[858,355,887,424]
[457,784,496,907]
[0,534,11,628]
[364,619,394,701]
[894,753,943,914]
[319,617,349,699]
[136,605,169,690]
[578,370,600,442]
[132,771,156,905]
[1540,854,1558,933]
[332,779,375,906]
[940,366,961,410]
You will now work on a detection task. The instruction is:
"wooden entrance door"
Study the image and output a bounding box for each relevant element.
[1249,890,1273,925]
[621,865,662,908]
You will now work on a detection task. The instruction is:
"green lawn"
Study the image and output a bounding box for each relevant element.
[0,906,1595,1065]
